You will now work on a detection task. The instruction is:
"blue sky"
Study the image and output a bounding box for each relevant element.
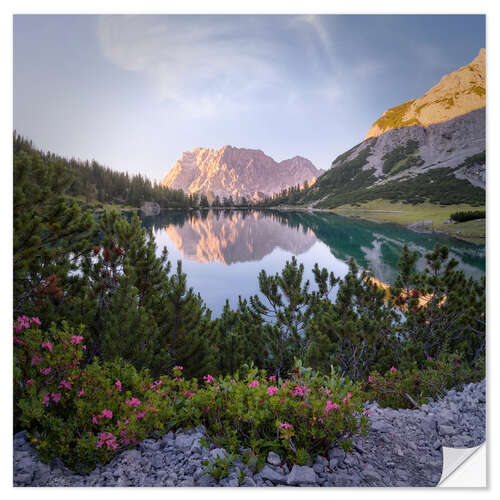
[13,15,485,181]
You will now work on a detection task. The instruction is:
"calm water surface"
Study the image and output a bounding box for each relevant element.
[140,210,485,316]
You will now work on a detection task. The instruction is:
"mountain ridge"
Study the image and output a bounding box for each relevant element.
[365,48,485,139]
[161,145,324,201]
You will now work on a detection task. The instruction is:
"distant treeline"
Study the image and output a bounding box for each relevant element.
[13,132,197,209]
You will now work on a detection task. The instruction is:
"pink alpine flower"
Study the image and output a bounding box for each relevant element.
[26,379,33,385]
[40,367,52,375]
[13,336,25,345]
[203,374,215,384]
[269,375,276,381]
[267,386,279,396]
[101,409,113,419]
[31,354,42,366]
[51,393,61,403]
[368,375,374,383]
[43,393,50,407]
[136,411,146,419]
[58,380,71,390]
[125,397,141,406]
[390,366,397,374]
[71,335,84,345]
[279,422,291,429]
[248,380,260,388]
[175,365,183,371]
[31,317,41,325]
[41,341,53,352]
[324,400,339,414]
[115,380,122,392]
[96,431,118,450]
[78,389,85,397]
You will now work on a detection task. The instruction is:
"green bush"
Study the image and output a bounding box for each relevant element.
[14,319,367,473]
[450,210,485,223]
[364,354,485,409]
[189,362,367,463]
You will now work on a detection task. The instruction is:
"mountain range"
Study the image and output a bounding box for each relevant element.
[161,146,324,202]
[162,49,485,210]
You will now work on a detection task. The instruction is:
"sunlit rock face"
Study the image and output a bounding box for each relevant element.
[366,48,485,139]
[163,211,317,264]
[161,146,324,201]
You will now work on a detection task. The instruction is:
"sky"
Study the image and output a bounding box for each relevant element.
[13,15,485,181]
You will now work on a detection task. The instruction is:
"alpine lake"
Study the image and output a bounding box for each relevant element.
[138,209,485,316]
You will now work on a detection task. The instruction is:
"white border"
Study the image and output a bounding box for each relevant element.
[2,1,497,497]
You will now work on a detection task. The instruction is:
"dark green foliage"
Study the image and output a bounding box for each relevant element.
[306,260,400,379]
[13,149,95,316]
[460,151,485,168]
[381,140,423,175]
[316,168,485,208]
[210,299,268,375]
[450,210,486,222]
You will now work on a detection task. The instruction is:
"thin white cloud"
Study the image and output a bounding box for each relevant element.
[95,15,354,116]
[96,16,289,116]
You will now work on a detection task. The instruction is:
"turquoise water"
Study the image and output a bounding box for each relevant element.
[140,209,485,316]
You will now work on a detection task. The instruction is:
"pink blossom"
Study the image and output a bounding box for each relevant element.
[26,379,33,385]
[13,335,25,345]
[426,356,432,361]
[267,386,279,396]
[390,366,397,374]
[269,375,276,381]
[41,341,53,352]
[58,380,71,390]
[115,380,122,392]
[78,389,85,397]
[96,431,118,450]
[325,400,339,414]
[31,354,42,366]
[368,375,374,383]
[43,393,50,407]
[40,367,52,375]
[82,345,86,350]
[291,385,311,397]
[101,409,113,419]
[248,380,260,388]
[125,397,141,406]
[279,422,291,429]
[136,411,146,419]
[51,393,61,403]
[31,317,41,325]
[71,335,84,345]
[92,416,99,424]
[175,365,183,371]
[203,374,215,384]
[13,323,22,333]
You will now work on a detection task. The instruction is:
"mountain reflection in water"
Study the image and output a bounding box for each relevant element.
[140,209,485,314]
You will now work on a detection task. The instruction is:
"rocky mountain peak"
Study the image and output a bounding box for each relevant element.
[161,146,323,201]
[366,48,486,139]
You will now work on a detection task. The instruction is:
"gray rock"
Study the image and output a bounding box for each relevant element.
[371,420,393,433]
[267,451,281,466]
[175,433,196,450]
[439,424,456,436]
[260,465,287,485]
[287,465,317,485]
[151,454,164,469]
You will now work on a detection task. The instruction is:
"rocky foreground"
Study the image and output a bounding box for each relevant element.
[14,380,485,487]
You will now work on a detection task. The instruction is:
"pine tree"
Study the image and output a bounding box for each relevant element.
[13,150,95,317]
